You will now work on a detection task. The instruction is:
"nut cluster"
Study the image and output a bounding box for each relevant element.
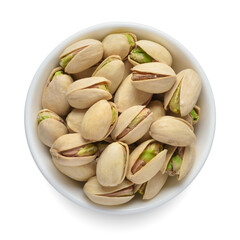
[37,32,202,206]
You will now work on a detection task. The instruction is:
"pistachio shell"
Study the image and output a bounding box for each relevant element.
[184,105,200,125]
[59,39,103,74]
[83,176,134,206]
[102,33,137,59]
[50,133,97,167]
[149,116,196,146]
[42,67,73,116]
[143,172,168,200]
[66,77,112,109]
[114,74,152,112]
[126,139,167,184]
[66,109,87,133]
[131,62,176,93]
[128,40,172,66]
[92,55,125,94]
[138,100,165,143]
[52,157,96,181]
[37,109,68,147]
[111,105,153,144]
[81,100,118,141]
[164,69,202,116]
[72,65,98,80]
[96,142,129,187]
[123,60,133,79]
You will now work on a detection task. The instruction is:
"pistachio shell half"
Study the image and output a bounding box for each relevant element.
[128,40,172,66]
[131,62,176,93]
[42,67,73,116]
[92,55,125,94]
[37,109,68,147]
[59,39,103,74]
[66,77,112,109]
[184,105,200,125]
[50,133,98,167]
[111,105,153,144]
[114,74,152,113]
[83,176,135,206]
[96,142,129,187]
[149,116,196,146]
[164,69,202,116]
[126,139,167,184]
[81,100,118,141]
[66,109,87,133]
[52,157,96,181]
[102,33,137,59]
[161,144,195,180]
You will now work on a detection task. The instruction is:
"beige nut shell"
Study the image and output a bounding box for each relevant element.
[96,142,129,187]
[149,116,196,146]
[126,139,167,184]
[42,67,73,116]
[66,109,87,133]
[83,176,134,206]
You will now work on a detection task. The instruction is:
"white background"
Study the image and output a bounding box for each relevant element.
[1,0,239,239]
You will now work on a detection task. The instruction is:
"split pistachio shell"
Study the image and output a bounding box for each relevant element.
[59,39,103,74]
[52,157,96,181]
[42,67,73,116]
[138,100,165,143]
[149,116,196,146]
[50,133,98,167]
[96,142,129,187]
[161,144,195,180]
[81,100,118,141]
[66,77,112,109]
[102,33,137,59]
[92,55,125,94]
[140,171,168,200]
[126,139,167,184]
[66,109,87,133]
[111,105,153,144]
[128,40,172,66]
[123,60,133,79]
[83,176,135,206]
[131,62,176,93]
[164,69,202,116]
[114,74,152,112]
[184,105,200,125]
[37,109,68,147]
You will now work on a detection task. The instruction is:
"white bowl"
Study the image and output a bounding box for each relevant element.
[24,22,216,215]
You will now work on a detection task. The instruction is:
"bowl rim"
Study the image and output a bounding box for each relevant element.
[24,22,216,215]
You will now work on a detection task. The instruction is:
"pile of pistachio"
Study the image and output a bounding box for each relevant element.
[37,32,202,206]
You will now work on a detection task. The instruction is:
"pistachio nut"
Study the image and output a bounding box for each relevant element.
[184,105,200,125]
[50,133,98,167]
[114,74,152,112]
[37,109,68,147]
[138,100,165,143]
[149,116,196,146]
[59,39,103,74]
[66,77,112,109]
[52,158,96,181]
[66,109,87,133]
[81,100,118,141]
[72,65,98,80]
[102,33,137,59]
[83,176,135,206]
[137,171,168,200]
[164,69,202,116]
[96,142,129,187]
[131,62,176,93]
[42,67,73,116]
[128,40,172,66]
[123,60,133,80]
[111,105,153,144]
[161,144,195,181]
[126,139,167,184]
[92,55,125,94]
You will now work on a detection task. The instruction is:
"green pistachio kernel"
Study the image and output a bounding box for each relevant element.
[77,144,98,157]
[139,142,163,163]
[190,109,199,121]
[98,84,109,91]
[123,34,135,48]
[167,154,183,174]
[169,82,181,114]
[111,107,117,124]
[130,47,153,64]
[53,70,64,78]
[100,59,112,69]
[128,108,150,129]
[138,182,147,195]
[60,53,74,68]
[37,112,55,125]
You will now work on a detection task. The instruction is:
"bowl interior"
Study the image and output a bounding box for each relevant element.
[25,23,215,214]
